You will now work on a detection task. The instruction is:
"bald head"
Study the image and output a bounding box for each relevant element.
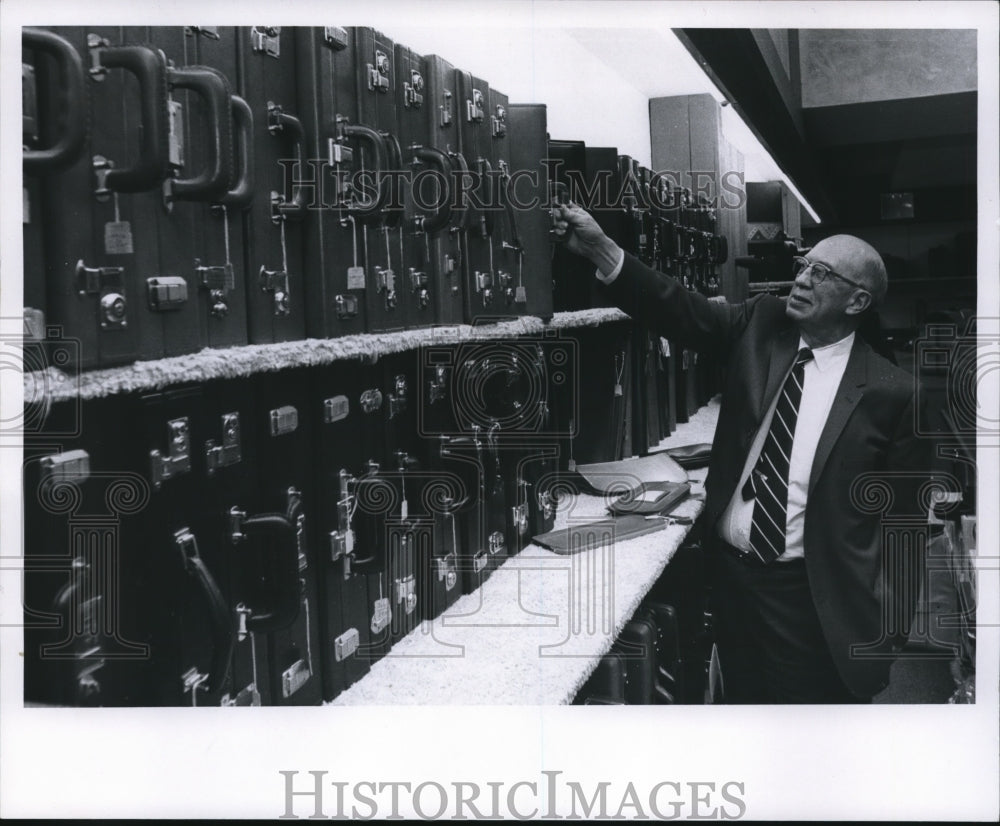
[809,234,888,309]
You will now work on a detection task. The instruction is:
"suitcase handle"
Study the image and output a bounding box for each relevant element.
[218,95,254,209]
[411,145,452,234]
[233,511,301,633]
[448,150,469,228]
[166,65,234,201]
[175,529,234,694]
[267,103,308,220]
[93,42,171,193]
[380,130,404,228]
[22,28,87,174]
[498,162,522,251]
[476,156,495,236]
[340,122,386,220]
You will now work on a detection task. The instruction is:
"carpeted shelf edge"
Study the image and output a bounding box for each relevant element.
[26,308,630,402]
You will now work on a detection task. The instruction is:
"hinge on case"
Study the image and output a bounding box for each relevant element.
[150,418,192,490]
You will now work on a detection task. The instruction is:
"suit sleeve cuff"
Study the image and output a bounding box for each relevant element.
[595,249,626,284]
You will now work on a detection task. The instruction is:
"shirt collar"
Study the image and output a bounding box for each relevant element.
[798,332,855,372]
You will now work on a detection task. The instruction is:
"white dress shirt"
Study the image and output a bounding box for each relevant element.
[718,332,855,561]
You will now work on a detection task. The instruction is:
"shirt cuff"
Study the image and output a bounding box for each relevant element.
[595,249,625,284]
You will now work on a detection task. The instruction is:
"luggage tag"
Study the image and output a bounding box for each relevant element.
[104,194,134,255]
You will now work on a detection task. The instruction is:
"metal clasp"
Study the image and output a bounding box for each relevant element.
[259,264,290,317]
[467,88,485,122]
[195,260,235,319]
[150,418,192,490]
[368,50,390,93]
[146,276,189,312]
[335,294,359,319]
[334,628,360,661]
[205,412,241,474]
[269,405,298,437]
[251,27,281,58]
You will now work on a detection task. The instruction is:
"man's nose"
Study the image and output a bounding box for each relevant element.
[792,265,813,288]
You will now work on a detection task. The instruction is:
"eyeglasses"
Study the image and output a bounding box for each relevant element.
[792,256,870,292]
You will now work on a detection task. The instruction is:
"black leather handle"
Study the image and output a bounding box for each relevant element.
[412,145,452,234]
[168,64,234,201]
[182,548,234,694]
[219,94,254,209]
[22,28,87,174]
[242,512,301,633]
[268,103,308,220]
[340,122,387,219]
[97,43,170,192]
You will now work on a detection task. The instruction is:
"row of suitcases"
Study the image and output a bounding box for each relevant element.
[23,320,677,706]
[22,25,561,371]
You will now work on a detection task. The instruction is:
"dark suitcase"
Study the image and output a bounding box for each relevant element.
[293,26,368,338]
[22,396,151,706]
[424,55,467,326]
[640,602,684,705]
[456,70,501,323]
[237,370,322,705]
[573,652,627,705]
[190,26,255,350]
[546,138,590,312]
[487,86,521,317]
[613,617,659,704]
[38,27,173,369]
[238,26,308,344]
[505,103,554,320]
[354,27,408,333]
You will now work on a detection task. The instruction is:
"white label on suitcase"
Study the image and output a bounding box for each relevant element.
[104,221,134,255]
[347,266,366,290]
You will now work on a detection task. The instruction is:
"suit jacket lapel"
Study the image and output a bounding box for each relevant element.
[808,339,869,494]
[758,326,800,422]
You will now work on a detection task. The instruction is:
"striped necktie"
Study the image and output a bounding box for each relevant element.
[745,346,814,564]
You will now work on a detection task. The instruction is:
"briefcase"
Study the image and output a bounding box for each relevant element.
[573,652,627,705]
[613,618,659,704]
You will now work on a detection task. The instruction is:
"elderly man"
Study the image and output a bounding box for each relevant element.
[553,203,930,703]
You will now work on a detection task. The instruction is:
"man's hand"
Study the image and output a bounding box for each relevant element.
[551,202,624,277]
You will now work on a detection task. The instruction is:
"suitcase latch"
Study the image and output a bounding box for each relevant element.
[146,276,189,312]
[371,597,391,634]
[360,388,383,414]
[334,628,360,662]
[195,260,235,319]
[472,550,488,573]
[323,395,350,424]
[205,412,241,474]
[181,666,209,701]
[150,417,192,489]
[221,683,261,707]
[492,104,507,138]
[259,264,290,317]
[436,553,458,591]
[374,266,397,309]
[388,375,408,419]
[404,70,424,108]
[76,259,127,330]
[281,658,311,698]
[335,293,359,320]
[429,365,447,405]
[467,88,485,123]
[488,531,505,556]
[323,27,349,50]
[251,27,281,58]
[512,502,529,535]
[40,449,91,485]
[440,90,453,127]
[368,50,390,93]
[394,574,417,615]
[269,405,298,437]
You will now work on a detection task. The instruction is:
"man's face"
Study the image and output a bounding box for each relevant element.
[784,237,871,337]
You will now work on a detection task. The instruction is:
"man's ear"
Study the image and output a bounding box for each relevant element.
[845,290,873,316]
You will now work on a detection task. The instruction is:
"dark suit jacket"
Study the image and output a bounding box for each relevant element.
[602,253,930,697]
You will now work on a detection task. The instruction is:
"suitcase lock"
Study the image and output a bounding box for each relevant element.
[496,270,515,305]
[539,487,556,521]
[269,405,299,437]
[323,27,349,50]
[429,365,447,405]
[394,574,418,616]
[195,260,235,319]
[76,259,127,329]
[360,388,383,414]
[40,449,91,485]
[388,375,408,419]
[488,530,505,556]
[491,104,507,138]
[436,555,458,592]
[250,27,281,58]
[408,268,430,309]
[404,70,424,108]
[259,264,291,317]
[472,550,488,573]
[467,88,485,123]
[205,412,242,474]
[146,276,189,312]
[150,417,192,490]
[374,266,397,309]
[368,50,390,93]
[439,90,453,128]
[475,270,493,306]
[335,294,359,320]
